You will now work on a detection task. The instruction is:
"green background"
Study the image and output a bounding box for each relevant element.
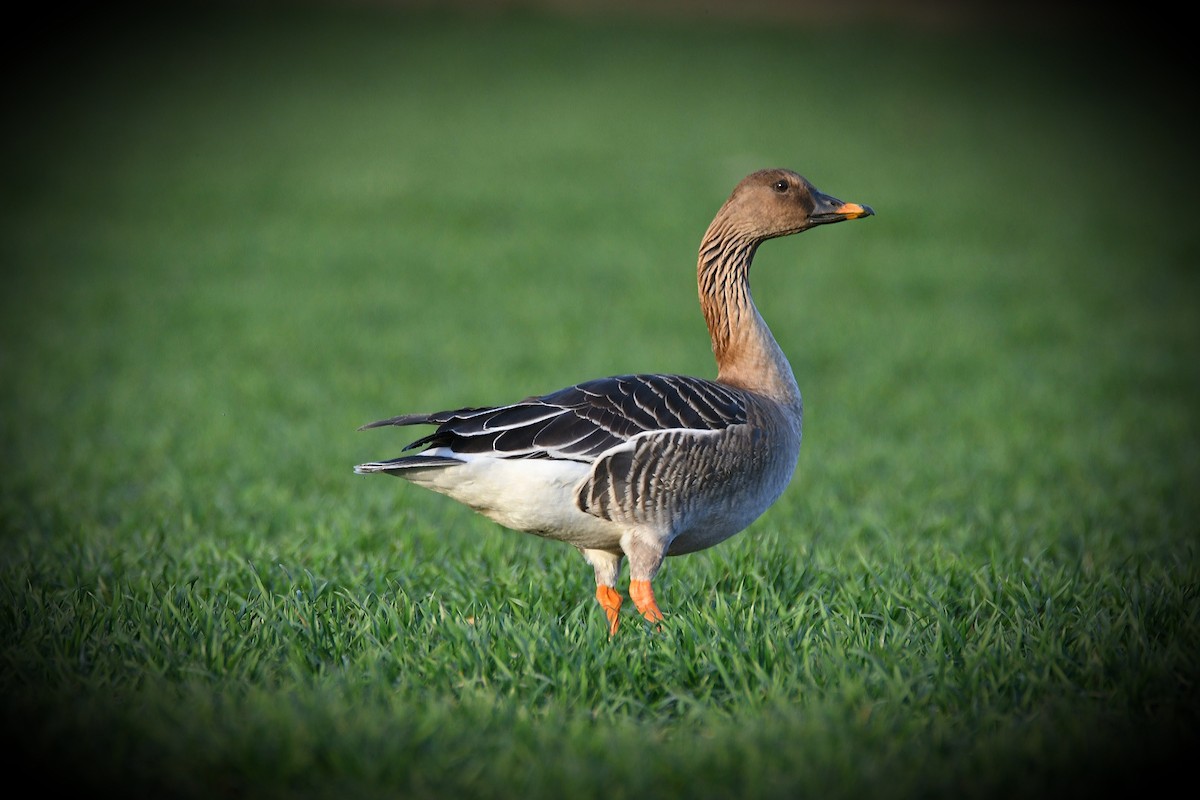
[2,3,1196,798]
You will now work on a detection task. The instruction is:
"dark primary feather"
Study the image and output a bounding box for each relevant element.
[361,374,749,463]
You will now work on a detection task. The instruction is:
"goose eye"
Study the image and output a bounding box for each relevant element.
[773,179,789,193]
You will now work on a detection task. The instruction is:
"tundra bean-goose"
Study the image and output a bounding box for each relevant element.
[355,168,873,634]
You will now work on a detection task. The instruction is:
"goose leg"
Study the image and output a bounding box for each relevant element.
[622,530,669,627]
[595,585,622,635]
[629,579,664,624]
[583,548,624,635]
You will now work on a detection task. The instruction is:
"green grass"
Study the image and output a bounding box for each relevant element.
[2,4,1197,798]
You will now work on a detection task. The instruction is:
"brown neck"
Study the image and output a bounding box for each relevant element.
[697,218,800,406]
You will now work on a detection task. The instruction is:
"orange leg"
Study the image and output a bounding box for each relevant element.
[595,585,623,636]
[628,579,665,626]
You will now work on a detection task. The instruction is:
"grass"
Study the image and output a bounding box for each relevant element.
[1,3,1197,798]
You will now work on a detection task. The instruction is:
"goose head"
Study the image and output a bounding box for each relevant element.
[716,168,874,241]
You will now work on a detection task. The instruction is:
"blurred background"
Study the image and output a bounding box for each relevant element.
[1,1,1195,797]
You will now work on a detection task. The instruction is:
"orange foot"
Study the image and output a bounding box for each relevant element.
[629,579,665,627]
[595,585,623,636]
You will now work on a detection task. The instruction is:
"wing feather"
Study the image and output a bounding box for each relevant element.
[356,374,748,469]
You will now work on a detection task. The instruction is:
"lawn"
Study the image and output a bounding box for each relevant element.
[1,3,1197,798]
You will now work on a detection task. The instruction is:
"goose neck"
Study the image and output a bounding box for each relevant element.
[696,226,800,407]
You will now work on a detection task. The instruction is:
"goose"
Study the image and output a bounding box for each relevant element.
[355,168,873,634]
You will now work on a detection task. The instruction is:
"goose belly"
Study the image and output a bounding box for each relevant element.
[664,468,794,555]
[663,432,799,556]
[402,456,620,548]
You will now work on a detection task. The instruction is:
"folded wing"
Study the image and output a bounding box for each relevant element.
[359,373,748,463]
